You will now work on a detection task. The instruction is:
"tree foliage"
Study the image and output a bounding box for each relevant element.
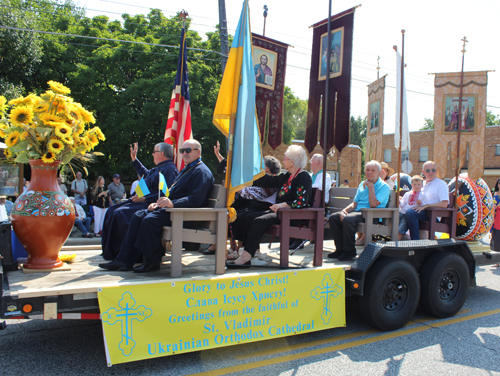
[349,115,367,168]
[486,110,500,126]
[282,87,307,142]
[420,117,434,130]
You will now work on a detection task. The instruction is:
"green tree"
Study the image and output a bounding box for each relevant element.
[282,87,307,142]
[486,110,500,126]
[349,115,367,168]
[420,117,434,130]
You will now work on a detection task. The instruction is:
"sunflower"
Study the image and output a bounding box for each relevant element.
[39,113,63,125]
[5,131,21,147]
[32,98,49,113]
[74,122,85,135]
[90,126,106,141]
[9,106,34,126]
[88,134,99,148]
[0,129,5,138]
[41,151,56,163]
[55,123,72,138]
[20,131,30,140]
[47,138,65,154]
[45,121,64,128]
[74,103,96,124]
[61,135,74,145]
[47,81,71,95]
[0,95,7,116]
[4,148,13,159]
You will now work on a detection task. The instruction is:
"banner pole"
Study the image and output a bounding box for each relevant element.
[455,36,468,201]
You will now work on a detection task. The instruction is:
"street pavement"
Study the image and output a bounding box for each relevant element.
[2,262,500,376]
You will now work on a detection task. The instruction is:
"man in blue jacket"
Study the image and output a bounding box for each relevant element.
[99,139,214,273]
[101,142,179,260]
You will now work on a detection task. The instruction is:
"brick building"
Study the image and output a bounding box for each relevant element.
[382,125,500,189]
[262,141,363,188]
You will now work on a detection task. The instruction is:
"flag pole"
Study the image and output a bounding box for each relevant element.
[455,36,468,201]
[224,0,248,207]
[394,29,405,207]
[322,0,333,211]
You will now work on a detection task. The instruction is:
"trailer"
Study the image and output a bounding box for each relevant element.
[1,235,498,365]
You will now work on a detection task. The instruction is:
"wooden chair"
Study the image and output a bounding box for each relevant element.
[327,187,358,215]
[162,185,227,278]
[356,190,399,247]
[418,192,457,240]
[264,189,324,268]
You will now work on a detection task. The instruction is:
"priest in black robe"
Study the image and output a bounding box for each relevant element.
[101,142,179,260]
[99,139,214,272]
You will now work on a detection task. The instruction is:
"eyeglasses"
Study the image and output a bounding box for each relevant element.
[152,150,161,154]
[179,148,199,154]
[283,156,290,161]
[425,168,436,173]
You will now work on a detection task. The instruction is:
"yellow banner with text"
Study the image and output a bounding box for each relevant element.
[98,267,345,365]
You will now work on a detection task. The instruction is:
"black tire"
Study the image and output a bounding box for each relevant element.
[359,257,420,331]
[419,252,469,318]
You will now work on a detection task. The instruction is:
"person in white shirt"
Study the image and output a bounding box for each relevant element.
[69,197,93,238]
[403,161,449,240]
[71,171,88,206]
[130,174,140,196]
[310,154,331,203]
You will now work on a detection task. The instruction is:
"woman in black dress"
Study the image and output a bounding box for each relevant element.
[229,145,312,267]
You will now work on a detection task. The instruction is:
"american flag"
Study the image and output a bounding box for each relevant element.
[165,27,192,170]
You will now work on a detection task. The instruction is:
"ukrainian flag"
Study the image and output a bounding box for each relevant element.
[135,177,150,198]
[213,0,264,205]
[159,172,169,197]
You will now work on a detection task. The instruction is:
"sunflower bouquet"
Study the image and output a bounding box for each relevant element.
[0,81,105,165]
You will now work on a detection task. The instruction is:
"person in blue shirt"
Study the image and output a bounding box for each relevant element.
[327,160,391,261]
[99,139,214,273]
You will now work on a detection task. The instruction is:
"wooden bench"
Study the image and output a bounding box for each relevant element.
[161,185,227,278]
[265,189,324,268]
[418,192,457,239]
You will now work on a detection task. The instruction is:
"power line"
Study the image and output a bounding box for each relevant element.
[0,25,228,56]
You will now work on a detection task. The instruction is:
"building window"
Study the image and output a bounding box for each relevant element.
[496,145,500,156]
[419,147,428,162]
[384,149,391,163]
[402,150,409,161]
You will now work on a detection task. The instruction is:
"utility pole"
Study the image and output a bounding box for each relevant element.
[218,0,229,74]
[263,5,268,36]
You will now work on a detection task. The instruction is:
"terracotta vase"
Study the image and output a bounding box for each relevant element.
[11,160,75,269]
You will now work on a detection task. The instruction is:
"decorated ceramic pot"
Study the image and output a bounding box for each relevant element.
[11,160,75,269]
[448,174,494,241]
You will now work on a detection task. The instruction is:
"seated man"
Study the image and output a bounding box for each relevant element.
[69,197,93,238]
[403,160,449,240]
[0,195,13,215]
[327,160,390,261]
[310,154,331,204]
[101,142,179,260]
[99,139,214,272]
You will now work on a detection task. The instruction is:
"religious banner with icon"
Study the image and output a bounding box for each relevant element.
[366,75,387,162]
[252,34,289,150]
[433,71,487,180]
[98,267,345,365]
[305,8,355,154]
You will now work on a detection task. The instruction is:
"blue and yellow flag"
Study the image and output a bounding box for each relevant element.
[213,0,264,205]
[158,172,169,197]
[134,177,150,198]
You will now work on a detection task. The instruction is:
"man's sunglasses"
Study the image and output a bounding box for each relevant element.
[179,148,199,154]
[425,168,436,173]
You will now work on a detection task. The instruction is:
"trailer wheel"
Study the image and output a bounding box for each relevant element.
[419,252,469,318]
[359,257,420,331]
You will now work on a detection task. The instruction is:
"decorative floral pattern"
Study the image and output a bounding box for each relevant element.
[11,190,75,217]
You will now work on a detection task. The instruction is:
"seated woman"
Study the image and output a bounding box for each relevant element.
[228,145,312,267]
